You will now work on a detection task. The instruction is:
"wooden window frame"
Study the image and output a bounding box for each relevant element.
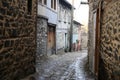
[39,0,47,5]
[51,0,56,10]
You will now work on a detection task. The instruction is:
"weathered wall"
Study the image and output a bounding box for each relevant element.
[88,0,95,73]
[36,16,48,61]
[56,32,65,49]
[99,1,120,80]
[72,22,81,51]
[56,1,71,52]
[38,0,57,25]
[88,0,120,80]
[80,25,88,50]
[0,0,37,80]
[73,23,79,34]
[81,31,88,50]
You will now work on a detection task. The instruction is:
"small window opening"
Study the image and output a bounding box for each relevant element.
[51,0,56,10]
[28,0,32,14]
[54,0,56,10]
[44,0,47,5]
[51,0,53,8]
[39,0,42,3]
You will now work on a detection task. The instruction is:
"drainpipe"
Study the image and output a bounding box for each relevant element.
[69,0,74,52]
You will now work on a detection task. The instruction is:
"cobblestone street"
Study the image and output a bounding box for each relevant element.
[21,50,94,80]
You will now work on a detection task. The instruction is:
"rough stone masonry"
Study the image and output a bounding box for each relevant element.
[99,0,120,80]
[0,0,37,80]
[36,15,48,60]
[88,0,120,80]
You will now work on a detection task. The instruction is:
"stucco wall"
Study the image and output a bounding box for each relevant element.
[56,2,71,51]
[0,0,37,80]
[38,0,57,25]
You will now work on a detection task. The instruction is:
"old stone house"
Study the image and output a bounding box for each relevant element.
[88,0,120,80]
[0,0,37,80]
[37,0,57,57]
[72,20,82,51]
[56,0,72,53]
[80,26,88,50]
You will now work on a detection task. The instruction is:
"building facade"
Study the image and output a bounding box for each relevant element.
[37,0,57,56]
[81,26,88,50]
[88,0,120,80]
[72,20,82,51]
[0,0,37,80]
[56,0,72,53]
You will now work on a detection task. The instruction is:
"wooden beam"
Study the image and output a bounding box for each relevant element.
[104,0,112,2]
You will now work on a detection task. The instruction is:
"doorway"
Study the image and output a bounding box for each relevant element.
[47,25,56,55]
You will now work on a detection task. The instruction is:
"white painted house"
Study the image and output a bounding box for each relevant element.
[38,0,57,25]
[56,0,72,52]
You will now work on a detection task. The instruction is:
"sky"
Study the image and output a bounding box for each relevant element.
[67,0,89,29]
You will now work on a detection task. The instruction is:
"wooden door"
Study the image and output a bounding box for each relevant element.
[48,26,55,54]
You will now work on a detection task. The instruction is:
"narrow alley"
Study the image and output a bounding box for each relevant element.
[0,0,120,80]
[22,50,94,80]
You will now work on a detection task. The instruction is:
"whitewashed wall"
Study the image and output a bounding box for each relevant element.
[38,0,57,25]
[56,3,72,51]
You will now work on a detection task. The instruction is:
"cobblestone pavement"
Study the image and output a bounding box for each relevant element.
[21,50,95,80]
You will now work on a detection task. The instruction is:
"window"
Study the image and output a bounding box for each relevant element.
[44,0,47,5]
[27,0,32,14]
[39,0,42,3]
[39,0,47,5]
[51,0,53,8]
[51,0,56,10]
[54,0,56,9]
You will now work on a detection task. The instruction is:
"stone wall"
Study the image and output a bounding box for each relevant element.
[36,15,48,60]
[88,0,95,73]
[99,1,120,80]
[88,0,120,80]
[0,0,37,80]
